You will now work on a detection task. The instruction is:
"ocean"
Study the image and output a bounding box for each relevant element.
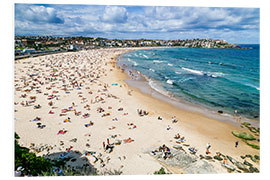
[117,45,260,120]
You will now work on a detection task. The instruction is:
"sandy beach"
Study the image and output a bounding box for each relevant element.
[14,48,260,175]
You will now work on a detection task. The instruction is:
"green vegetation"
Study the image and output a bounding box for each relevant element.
[231,131,256,141]
[241,122,251,126]
[237,122,260,150]
[243,140,260,150]
[154,167,167,175]
[15,133,53,176]
[241,122,260,134]
[15,133,95,176]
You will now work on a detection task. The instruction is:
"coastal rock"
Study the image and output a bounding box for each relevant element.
[235,162,249,172]
[173,145,182,150]
[250,156,257,163]
[184,160,217,174]
[226,155,249,172]
[254,155,260,160]
[226,155,237,164]
[240,155,246,159]
[243,160,253,167]
[221,163,235,172]
[173,145,184,151]
[249,166,259,173]
[214,156,223,161]
[153,149,216,173]
[217,110,223,114]
[204,156,213,160]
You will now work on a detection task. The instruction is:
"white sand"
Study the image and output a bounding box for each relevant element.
[14,48,259,175]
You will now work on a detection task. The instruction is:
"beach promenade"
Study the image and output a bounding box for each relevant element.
[14,48,260,175]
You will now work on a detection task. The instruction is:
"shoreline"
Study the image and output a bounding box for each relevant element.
[14,48,260,175]
[111,49,260,170]
[116,49,260,128]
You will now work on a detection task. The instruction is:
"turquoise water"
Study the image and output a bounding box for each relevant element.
[118,45,260,120]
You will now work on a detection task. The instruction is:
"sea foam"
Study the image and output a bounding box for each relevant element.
[182,67,204,75]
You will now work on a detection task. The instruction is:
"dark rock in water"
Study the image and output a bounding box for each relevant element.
[249,166,259,173]
[243,160,253,167]
[214,156,223,161]
[253,115,259,118]
[218,110,223,114]
[254,155,260,160]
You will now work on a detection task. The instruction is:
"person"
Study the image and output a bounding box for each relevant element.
[189,147,197,154]
[234,109,238,116]
[234,109,241,124]
[48,101,53,106]
[174,133,180,139]
[172,116,177,123]
[235,140,239,148]
[206,143,211,154]
[223,157,227,164]
[102,142,106,151]
[105,142,114,153]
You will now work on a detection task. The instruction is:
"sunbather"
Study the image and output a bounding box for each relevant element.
[33,117,41,121]
[123,137,134,143]
[34,104,41,109]
[174,133,180,139]
[85,121,94,127]
[188,147,198,154]
[57,129,67,135]
[48,101,53,106]
[172,116,178,123]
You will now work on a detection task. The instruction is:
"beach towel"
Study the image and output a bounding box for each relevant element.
[64,119,71,123]
[61,109,68,113]
[66,146,73,152]
[57,130,67,135]
[123,138,134,143]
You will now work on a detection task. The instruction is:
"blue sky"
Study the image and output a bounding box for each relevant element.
[14,4,260,44]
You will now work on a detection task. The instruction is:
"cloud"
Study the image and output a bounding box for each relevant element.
[14,4,259,43]
[15,4,64,24]
[100,6,128,23]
